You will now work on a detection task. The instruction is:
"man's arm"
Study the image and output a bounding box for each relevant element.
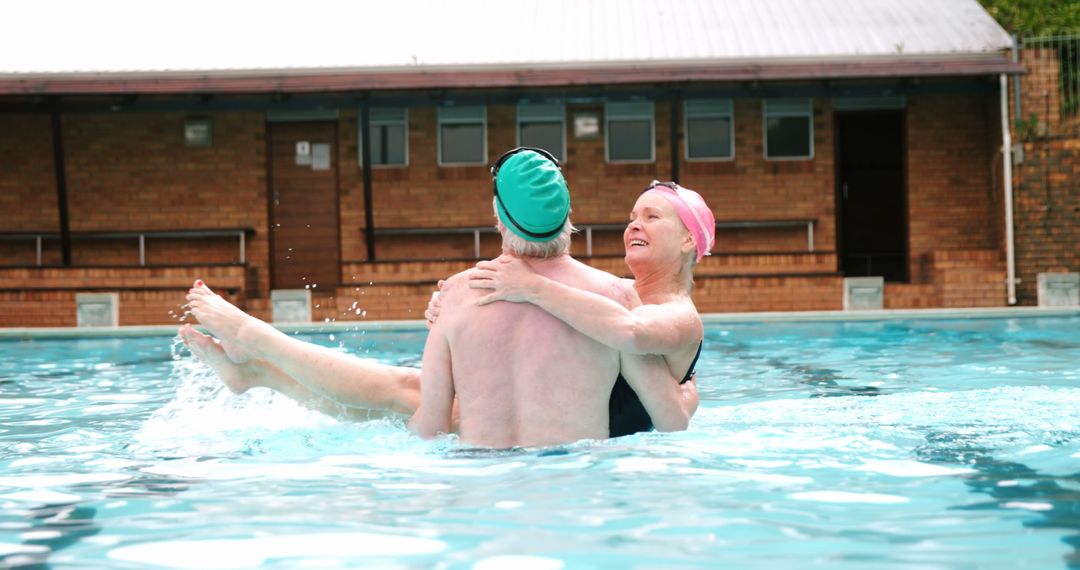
[619,352,699,432]
[407,322,455,438]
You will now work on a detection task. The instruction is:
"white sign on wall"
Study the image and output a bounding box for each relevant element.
[295,141,312,165]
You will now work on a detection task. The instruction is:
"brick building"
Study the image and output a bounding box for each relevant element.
[0,0,1031,326]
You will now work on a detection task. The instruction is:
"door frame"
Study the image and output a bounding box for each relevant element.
[265,118,343,291]
[832,108,910,282]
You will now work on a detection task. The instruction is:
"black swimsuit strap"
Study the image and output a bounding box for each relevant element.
[680,340,704,384]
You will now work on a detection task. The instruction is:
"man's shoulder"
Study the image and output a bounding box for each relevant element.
[439,270,473,301]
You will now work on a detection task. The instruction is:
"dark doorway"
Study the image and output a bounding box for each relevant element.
[835,111,908,282]
[268,121,341,291]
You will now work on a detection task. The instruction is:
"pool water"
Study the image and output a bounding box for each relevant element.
[1,316,1078,569]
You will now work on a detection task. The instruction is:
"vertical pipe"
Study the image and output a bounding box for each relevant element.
[473,230,480,259]
[50,102,72,266]
[1012,34,1022,122]
[586,227,593,257]
[669,88,681,183]
[239,230,246,264]
[139,234,145,266]
[1000,74,1017,305]
[36,235,42,266]
[359,97,376,261]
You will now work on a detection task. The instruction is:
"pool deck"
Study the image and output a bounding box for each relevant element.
[0,306,1076,340]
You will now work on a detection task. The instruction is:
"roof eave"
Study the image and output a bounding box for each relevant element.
[0,55,1024,96]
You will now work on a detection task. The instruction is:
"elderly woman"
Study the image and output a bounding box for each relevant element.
[462,180,715,435]
[182,160,712,437]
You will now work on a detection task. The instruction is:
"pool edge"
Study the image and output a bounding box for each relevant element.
[0,306,1076,339]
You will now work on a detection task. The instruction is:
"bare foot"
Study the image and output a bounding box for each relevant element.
[185,280,271,363]
[178,324,257,394]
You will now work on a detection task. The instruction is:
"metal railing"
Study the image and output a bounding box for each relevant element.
[0,229,250,266]
[374,219,816,259]
[1017,33,1080,137]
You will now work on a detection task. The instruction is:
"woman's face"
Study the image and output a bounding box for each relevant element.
[623,192,690,264]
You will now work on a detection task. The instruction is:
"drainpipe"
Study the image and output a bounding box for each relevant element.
[50,99,72,266]
[669,86,681,183]
[359,96,376,261]
[1000,73,1017,305]
[1011,34,1021,120]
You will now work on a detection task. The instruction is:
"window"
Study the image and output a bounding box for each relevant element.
[605,101,654,163]
[438,105,487,165]
[517,103,566,161]
[764,99,813,160]
[684,99,734,161]
[359,107,407,167]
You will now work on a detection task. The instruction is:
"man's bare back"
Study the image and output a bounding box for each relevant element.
[410,253,633,448]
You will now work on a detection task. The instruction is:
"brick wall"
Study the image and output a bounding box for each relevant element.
[0,264,245,327]
[906,94,1002,284]
[0,114,58,231]
[339,100,836,260]
[0,89,1022,326]
[1013,137,1080,304]
[0,112,271,295]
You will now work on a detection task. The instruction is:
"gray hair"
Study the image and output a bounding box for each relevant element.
[493,198,574,258]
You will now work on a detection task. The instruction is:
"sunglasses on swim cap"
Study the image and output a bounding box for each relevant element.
[490,147,566,240]
[491,146,560,178]
[644,180,679,193]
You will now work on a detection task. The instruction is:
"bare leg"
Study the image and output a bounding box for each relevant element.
[185,281,421,415]
[178,324,394,421]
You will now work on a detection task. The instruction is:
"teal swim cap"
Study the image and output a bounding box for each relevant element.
[492,148,570,242]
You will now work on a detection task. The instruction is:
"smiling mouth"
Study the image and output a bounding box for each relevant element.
[628,239,648,247]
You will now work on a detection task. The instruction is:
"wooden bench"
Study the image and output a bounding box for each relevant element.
[0,228,254,266]
[372,219,816,259]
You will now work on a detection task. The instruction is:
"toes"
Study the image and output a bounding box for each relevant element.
[178,324,192,345]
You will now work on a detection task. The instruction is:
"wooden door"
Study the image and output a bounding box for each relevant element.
[268,121,340,290]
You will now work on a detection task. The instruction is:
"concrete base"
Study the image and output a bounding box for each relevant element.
[271,289,313,323]
[843,277,884,311]
[76,293,119,327]
[1037,272,1079,307]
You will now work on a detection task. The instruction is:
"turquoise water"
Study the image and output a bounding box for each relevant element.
[1,316,1078,569]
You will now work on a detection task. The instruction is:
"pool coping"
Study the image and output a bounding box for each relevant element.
[0,306,1075,340]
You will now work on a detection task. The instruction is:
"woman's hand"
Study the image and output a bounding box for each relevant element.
[467,255,543,306]
[423,280,446,329]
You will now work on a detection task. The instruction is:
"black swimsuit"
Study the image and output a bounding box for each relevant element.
[608,341,702,438]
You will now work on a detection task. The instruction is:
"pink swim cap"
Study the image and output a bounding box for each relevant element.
[642,181,716,262]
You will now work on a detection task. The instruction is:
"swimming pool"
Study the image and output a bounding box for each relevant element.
[1,314,1078,568]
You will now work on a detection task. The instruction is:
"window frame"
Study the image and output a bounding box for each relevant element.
[684,99,735,162]
[357,107,409,168]
[516,103,567,163]
[604,101,655,164]
[437,105,488,167]
[763,98,814,161]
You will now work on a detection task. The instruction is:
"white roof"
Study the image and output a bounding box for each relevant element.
[1,0,1012,76]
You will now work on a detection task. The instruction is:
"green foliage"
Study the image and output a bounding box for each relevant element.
[978,0,1080,36]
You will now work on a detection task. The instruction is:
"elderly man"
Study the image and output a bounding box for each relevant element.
[409,148,635,447]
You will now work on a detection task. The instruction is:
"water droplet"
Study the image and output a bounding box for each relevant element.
[328,334,336,341]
